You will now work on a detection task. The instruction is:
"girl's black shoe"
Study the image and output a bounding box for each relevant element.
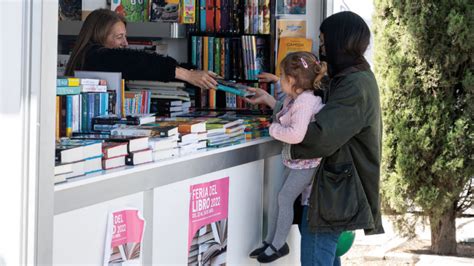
[256,243,290,263]
[249,241,270,258]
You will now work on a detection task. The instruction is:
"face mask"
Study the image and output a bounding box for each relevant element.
[319,45,328,63]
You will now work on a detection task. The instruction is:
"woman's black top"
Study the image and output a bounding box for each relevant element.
[82,44,179,81]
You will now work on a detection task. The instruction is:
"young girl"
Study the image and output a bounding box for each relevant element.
[249,52,327,263]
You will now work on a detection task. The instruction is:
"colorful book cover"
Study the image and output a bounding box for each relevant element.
[199,0,207,32]
[276,37,312,76]
[112,0,149,22]
[277,0,306,15]
[262,0,270,34]
[277,19,307,38]
[150,0,180,22]
[179,0,196,24]
[103,209,145,266]
[58,0,81,21]
[205,0,215,32]
[215,0,222,32]
[188,177,229,265]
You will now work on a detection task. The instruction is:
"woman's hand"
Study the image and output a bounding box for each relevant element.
[176,68,218,90]
[244,87,277,109]
[257,72,279,84]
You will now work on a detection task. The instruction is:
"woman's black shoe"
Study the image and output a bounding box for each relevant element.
[256,243,290,263]
[249,241,270,258]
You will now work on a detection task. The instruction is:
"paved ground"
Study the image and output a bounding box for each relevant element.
[339,215,474,265]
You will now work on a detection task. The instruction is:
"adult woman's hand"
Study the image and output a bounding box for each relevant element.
[257,72,279,84]
[176,67,218,90]
[244,87,277,109]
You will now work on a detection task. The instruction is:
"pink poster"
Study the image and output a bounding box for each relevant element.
[188,177,229,265]
[103,209,145,266]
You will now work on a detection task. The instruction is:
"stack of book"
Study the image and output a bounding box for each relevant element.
[154,119,208,156]
[126,80,191,102]
[54,139,103,183]
[205,118,245,148]
[151,99,191,118]
[148,135,180,162]
[101,141,129,170]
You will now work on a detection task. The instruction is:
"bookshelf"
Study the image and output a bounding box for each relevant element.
[58,21,187,39]
[186,0,276,108]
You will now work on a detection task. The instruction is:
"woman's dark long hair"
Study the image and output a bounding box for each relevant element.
[320,11,370,77]
[65,9,126,76]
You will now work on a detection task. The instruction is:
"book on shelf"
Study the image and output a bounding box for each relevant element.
[138,124,180,137]
[74,70,124,117]
[55,142,84,163]
[102,155,127,170]
[102,142,129,159]
[112,0,149,22]
[56,86,81,95]
[84,156,103,174]
[58,0,81,21]
[276,19,307,38]
[149,0,179,22]
[148,135,179,151]
[58,139,103,161]
[57,77,80,87]
[60,160,86,180]
[179,0,196,24]
[179,132,199,145]
[125,149,153,165]
[153,120,207,134]
[92,114,156,126]
[276,37,312,76]
[151,98,183,107]
[54,162,73,176]
[54,162,73,184]
[81,84,108,93]
[206,117,244,129]
[110,124,178,138]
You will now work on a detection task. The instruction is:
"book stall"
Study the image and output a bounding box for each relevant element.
[0,0,323,265]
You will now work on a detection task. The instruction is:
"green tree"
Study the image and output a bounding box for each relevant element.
[373,0,474,255]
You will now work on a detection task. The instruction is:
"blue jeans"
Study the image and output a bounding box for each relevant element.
[299,206,341,266]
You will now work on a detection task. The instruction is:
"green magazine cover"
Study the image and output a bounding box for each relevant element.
[112,0,149,22]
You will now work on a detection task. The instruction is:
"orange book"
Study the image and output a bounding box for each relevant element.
[276,37,312,76]
[209,89,216,109]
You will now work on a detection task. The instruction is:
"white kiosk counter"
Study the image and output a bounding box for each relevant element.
[53,138,302,265]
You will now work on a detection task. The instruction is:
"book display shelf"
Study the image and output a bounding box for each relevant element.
[187,0,276,108]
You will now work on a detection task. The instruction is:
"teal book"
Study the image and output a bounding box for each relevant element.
[215,79,255,98]
[57,86,81,95]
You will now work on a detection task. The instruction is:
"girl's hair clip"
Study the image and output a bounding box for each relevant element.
[300,58,308,68]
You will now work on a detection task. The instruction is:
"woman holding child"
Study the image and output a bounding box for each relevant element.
[246,11,384,265]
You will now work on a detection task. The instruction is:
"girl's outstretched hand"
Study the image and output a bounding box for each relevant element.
[244,87,276,109]
[257,72,279,84]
